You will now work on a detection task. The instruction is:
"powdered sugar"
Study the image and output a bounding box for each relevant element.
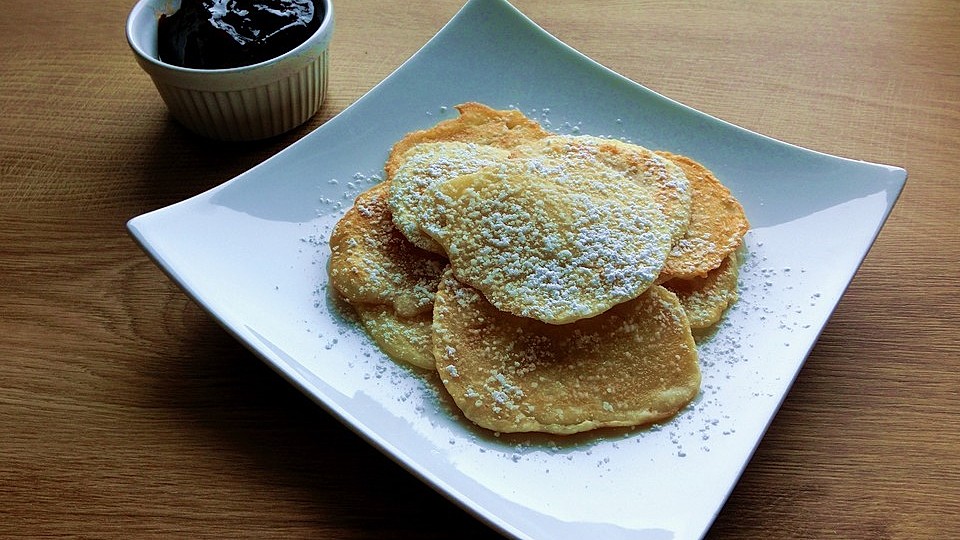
[417,136,682,324]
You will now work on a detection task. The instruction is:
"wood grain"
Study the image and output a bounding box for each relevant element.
[1,0,958,538]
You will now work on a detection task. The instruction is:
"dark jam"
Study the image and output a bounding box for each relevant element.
[158,0,323,69]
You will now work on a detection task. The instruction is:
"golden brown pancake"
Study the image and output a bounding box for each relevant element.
[354,304,434,370]
[663,251,740,329]
[433,269,700,434]
[328,182,446,317]
[384,102,550,182]
[655,152,749,279]
[419,135,678,324]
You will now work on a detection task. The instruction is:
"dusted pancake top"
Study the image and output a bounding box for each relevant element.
[389,142,510,254]
[417,135,685,324]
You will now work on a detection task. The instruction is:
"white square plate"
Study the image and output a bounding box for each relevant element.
[127,0,906,538]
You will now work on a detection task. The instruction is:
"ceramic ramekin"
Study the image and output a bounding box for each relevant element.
[126,0,334,141]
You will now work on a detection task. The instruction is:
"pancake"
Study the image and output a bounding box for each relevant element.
[663,251,740,329]
[384,102,550,182]
[328,182,447,317]
[419,135,677,324]
[354,303,434,370]
[433,270,700,435]
[388,142,511,254]
[324,103,753,438]
[655,152,749,279]
[517,136,692,247]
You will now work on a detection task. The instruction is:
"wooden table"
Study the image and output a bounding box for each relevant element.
[2,0,957,537]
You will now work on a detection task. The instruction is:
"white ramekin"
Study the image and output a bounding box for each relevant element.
[126,0,334,141]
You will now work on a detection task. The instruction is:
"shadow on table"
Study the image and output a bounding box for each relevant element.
[137,316,499,538]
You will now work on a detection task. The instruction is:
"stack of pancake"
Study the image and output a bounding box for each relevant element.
[328,103,748,435]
